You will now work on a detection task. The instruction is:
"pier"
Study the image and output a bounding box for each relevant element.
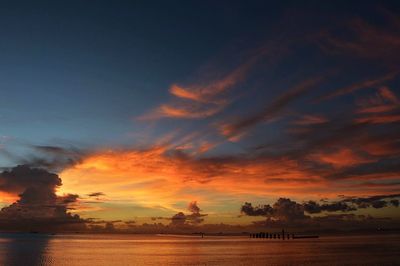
[250,229,318,240]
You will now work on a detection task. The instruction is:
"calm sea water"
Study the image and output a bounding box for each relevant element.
[0,233,399,266]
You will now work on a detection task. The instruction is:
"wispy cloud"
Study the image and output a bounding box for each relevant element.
[139,40,288,120]
[220,76,325,141]
[293,114,328,125]
[354,86,400,124]
[139,57,256,120]
[316,71,399,102]
[317,12,400,65]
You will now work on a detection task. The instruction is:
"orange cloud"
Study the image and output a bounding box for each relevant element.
[379,86,399,104]
[55,141,400,222]
[356,86,399,114]
[309,147,374,169]
[357,105,397,114]
[355,114,400,124]
[361,140,400,157]
[59,147,321,213]
[140,102,227,120]
[0,191,18,204]
[139,40,287,120]
[139,59,254,120]
[168,61,249,104]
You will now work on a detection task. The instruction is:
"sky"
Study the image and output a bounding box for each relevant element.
[0,0,399,233]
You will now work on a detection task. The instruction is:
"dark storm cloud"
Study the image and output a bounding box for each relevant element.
[0,164,61,194]
[0,165,86,231]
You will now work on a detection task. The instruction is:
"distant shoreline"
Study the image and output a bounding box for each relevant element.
[1,230,399,237]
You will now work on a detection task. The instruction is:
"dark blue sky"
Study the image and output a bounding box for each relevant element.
[0,0,399,164]
[0,1,399,177]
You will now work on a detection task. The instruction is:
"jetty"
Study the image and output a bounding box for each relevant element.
[250,229,319,240]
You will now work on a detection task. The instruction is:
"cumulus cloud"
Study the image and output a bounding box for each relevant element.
[241,195,399,226]
[241,198,306,221]
[188,201,201,214]
[0,165,85,231]
[241,202,273,216]
[170,212,187,226]
[341,194,400,209]
[0,164,61,194]
[186,201,207,225]
[170,201,207,226]
[303,201,356,213]
[124,220,136,228]
[390,199,399,207]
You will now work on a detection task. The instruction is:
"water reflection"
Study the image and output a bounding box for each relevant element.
[0,233,52,266]
[0,234,399,266]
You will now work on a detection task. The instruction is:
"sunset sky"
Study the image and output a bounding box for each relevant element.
[0,1,399,232]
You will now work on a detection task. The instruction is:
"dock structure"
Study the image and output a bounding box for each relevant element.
[249,229,319,240]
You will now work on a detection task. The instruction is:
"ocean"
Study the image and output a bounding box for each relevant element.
[0,233,399,265]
